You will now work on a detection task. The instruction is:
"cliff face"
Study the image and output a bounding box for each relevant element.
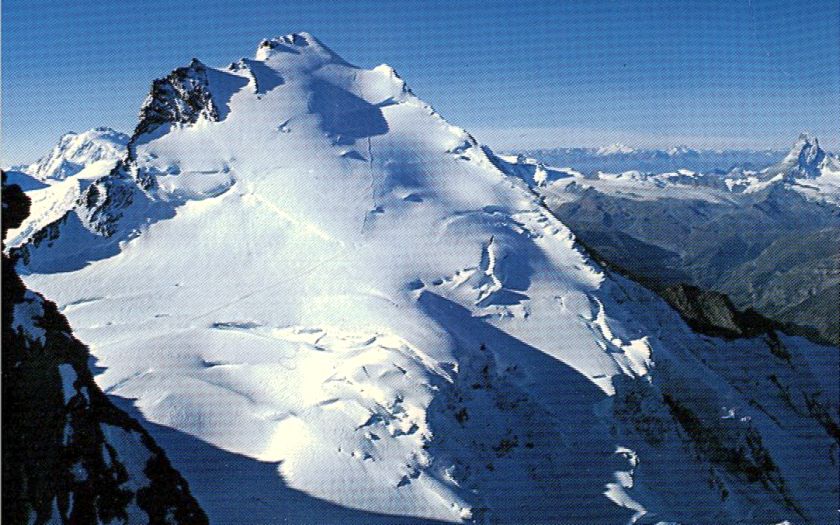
[2,173,207,524]
[8,60,229,272]
[658,283,779,339]
[133,59,220,140]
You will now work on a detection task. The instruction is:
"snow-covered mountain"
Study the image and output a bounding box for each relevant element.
[2,174,207,524]
[5,132,128,256]
[23,127,129,182]
[767,133,832,180]
[10,33,839,524]
[744,133,840,203]
[514,146,786,175]
[595,143,636,156]
[3,128,130,252]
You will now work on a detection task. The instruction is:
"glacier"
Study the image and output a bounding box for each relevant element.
[9,33,838,524]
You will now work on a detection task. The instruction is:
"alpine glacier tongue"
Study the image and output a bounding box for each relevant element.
[15,33,839,524]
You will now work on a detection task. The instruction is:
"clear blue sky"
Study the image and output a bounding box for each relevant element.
[3,0,839,164]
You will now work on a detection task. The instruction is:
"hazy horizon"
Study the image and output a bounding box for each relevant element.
[3,0,839,164]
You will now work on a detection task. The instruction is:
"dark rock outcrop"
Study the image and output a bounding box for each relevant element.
[134,59,219,140]
[658,283,778,339]
[2,172,207,524]
[10,58,228,274]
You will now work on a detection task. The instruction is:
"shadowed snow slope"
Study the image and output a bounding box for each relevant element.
[2,175,207,525]
[15,33,839,524]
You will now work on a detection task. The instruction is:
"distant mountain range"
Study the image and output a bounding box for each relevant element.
[496,133,840,345]
[510,145,791,174]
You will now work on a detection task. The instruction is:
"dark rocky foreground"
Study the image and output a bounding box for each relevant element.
[2,172,207,524]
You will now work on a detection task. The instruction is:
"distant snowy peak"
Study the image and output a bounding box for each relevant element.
[746,135,840,205]
[595,144,699,158]
[492,153,580,187]
[25,128,128,182]
[768,133,828,179]
[596,143,635,155]
[666,145,700,156]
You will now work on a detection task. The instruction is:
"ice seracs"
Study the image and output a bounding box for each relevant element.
[11,33,839,524]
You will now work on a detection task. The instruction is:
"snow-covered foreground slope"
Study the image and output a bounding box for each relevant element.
[14,33,839,524]
[2,175,207,525]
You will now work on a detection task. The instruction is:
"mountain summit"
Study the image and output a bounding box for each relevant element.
[770,133,829,179]
[595,143,635,155]
[11,33,838,524]
[24,128,128,182]
[254,31,348,65]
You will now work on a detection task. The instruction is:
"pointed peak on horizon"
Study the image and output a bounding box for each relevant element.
[768,132,827,179]
[790,132,820,151]
[786,132,823,160]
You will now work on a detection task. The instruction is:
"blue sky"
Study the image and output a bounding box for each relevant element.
[3,0,839,164]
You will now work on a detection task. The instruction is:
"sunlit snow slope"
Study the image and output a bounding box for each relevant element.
[25,127,129,182]
[14,33,838,524]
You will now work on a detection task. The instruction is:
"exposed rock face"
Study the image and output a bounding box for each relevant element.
[770,133,828,180]
[658,283,778,339]
[11,58,230,272]
[77,168,143,236]
[2,172,207,524]
[134,59,220,140]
